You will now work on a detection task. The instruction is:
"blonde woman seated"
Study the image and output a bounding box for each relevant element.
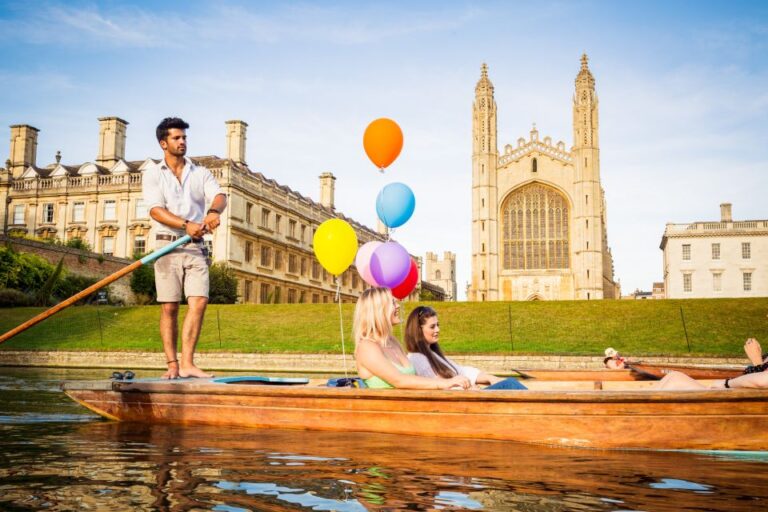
[404,306,527,390]
[354,288,471,390]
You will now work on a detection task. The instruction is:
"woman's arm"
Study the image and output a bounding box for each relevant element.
[356,342,469,390]
[474,371,503,386]
[407,353,438,378]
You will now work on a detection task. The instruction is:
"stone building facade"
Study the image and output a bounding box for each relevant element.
[424,251,456,301]
[469,55,620,301]
[661,203,766,299]
[0,117,386,304]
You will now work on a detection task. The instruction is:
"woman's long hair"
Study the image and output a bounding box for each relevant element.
[353,287,394,347]
[404,306,457,378]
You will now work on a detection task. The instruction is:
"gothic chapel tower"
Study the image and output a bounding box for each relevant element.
[470,56,618,301]
[470,63,499,301]
[572,54,606,299]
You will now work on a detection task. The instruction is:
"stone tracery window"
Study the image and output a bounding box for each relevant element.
[502,183,569,270]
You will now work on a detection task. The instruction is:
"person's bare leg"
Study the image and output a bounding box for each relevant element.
[744,338,763,366]
[178,296,212,378]
[656,371,706,390]
[159,302,180,379]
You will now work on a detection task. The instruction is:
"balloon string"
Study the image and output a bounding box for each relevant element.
[336,278,349,379]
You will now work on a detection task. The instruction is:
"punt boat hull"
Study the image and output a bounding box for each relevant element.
[63,378,768,451]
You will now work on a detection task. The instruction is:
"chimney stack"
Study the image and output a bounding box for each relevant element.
[720,203,732,223]
[96,117,128,168]
[225,120,248,164]
[9,124,39,177]
[319,172,335,209]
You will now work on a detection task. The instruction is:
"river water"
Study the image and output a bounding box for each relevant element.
[1,366,767,511]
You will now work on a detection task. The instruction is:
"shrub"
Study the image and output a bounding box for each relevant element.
[130,263,156,303]
[55,273,101,304]
[0,288,32,307]
[0,247,54,292]
[65,237,91,252]
[209,263,238,304]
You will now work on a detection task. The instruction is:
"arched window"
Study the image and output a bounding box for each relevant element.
[532,158,537,173]
[435,270,441,280]
[501,183,570,270]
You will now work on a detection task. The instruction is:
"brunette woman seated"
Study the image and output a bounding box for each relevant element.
[404,306,527,390]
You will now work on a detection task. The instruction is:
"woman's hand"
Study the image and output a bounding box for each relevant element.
[439,375,471,390]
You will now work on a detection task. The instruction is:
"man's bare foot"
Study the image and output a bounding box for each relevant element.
[745,338,763,366]
[179,365,213,378]
[162,367,180,379]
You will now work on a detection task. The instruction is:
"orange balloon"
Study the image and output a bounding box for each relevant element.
[363,118,403,170]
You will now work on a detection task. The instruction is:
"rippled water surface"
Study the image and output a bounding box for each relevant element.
[1,366,767,511]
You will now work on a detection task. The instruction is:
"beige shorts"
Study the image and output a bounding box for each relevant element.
[154,241,210,302]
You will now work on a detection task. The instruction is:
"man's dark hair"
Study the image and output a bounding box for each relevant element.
[156,117,190,142]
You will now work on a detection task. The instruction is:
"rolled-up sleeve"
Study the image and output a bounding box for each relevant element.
[142,166,165,210]
[455,363,481,386]
[202,167,223,204]
[407,353,438,378]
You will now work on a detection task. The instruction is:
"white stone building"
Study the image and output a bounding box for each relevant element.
[469,55,619,301]
[0,118,386,304]
[661,203,766,299]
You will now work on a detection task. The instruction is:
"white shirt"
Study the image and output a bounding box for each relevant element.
[142,157,222,236]
[407,352,481,385]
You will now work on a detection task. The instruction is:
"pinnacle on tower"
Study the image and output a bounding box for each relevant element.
[475,62,494,94]
[575,53,595,89]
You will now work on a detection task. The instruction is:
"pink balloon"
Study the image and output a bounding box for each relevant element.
[355,241,382,286]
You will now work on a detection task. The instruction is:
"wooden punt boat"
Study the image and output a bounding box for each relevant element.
[512,368,644,381]
[628,363,744,380]
[63,376,768,451]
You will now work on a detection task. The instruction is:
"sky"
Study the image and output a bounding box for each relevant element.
[1,0,766,300]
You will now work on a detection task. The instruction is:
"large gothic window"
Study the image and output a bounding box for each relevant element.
[502,183,570,270]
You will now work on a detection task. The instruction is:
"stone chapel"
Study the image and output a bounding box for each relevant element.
[469,55,620,301]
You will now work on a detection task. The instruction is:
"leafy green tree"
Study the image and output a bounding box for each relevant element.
[0,247,53,292]
[130,263,157,303]
[419,288,435,301]
[33,257,64,306]
[209,263,238,304]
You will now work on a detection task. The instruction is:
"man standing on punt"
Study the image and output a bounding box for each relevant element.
[142,117,228,379]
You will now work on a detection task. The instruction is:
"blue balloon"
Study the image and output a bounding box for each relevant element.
[376,182,415,228]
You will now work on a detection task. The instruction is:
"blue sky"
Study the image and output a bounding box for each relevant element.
[1,0,766,299]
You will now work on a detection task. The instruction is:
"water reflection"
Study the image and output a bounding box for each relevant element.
[0,367,767,511]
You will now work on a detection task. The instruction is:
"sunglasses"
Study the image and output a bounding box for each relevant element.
[111,370,135,381]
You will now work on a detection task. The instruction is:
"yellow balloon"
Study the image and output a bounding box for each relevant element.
[313,219,358,276]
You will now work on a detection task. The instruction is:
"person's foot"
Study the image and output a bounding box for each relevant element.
[161,366,180,379]
[179,364,213,378]
[745,338,763,366]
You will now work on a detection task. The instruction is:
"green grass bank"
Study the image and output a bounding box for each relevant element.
[0,298,766,357]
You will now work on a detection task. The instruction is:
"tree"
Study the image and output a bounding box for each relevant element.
[130,263,157,303]
[419,288,435,301]
[209,263,238,304]
[33,257,64,306]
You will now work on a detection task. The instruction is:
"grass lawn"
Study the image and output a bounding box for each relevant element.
[0,297,766,356]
